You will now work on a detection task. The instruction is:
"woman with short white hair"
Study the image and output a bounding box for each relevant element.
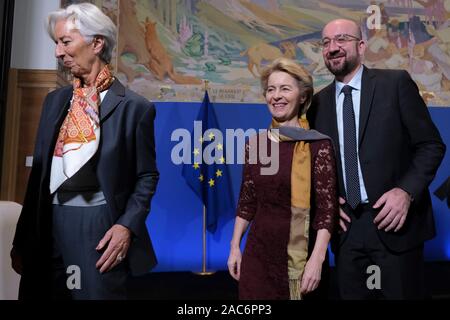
[11,2,159,300]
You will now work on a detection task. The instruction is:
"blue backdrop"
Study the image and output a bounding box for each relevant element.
[147,102,450,272]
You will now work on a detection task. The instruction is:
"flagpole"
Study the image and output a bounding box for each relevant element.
[202,205,208,273]
[194,205,215,276]
[194,81,214,276]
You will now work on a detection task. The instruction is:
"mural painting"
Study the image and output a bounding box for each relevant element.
[62,0,450,105]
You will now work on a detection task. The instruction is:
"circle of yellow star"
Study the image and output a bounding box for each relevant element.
[193,162,200,169]
[208,178,215,187]
[216,169,222,177]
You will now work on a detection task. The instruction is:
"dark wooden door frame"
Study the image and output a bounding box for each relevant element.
[0,0,15,185]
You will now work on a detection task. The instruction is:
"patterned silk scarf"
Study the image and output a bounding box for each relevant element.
[269,115,311,300]
[50,65,114,194]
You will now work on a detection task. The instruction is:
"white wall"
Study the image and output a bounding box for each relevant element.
[10,0,60,70]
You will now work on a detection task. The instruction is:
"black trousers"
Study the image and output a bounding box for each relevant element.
[335,204,426,300]
[51,204,128,300]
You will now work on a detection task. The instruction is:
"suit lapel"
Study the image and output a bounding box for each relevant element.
[359,66,376,146]
[322,83,346,195]
[48,86,72,152]
[325,83,340,153]
[40,86,72,185]
[321,83,341,163]
[100,79,125,122]
[51,86,73,131]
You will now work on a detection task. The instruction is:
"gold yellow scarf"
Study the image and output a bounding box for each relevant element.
[270,115,311,300]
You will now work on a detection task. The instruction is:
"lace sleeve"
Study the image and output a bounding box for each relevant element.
[312,139,338,233]
[236,143,257,221]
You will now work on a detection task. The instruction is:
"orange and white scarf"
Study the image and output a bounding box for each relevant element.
[50,65,113,194]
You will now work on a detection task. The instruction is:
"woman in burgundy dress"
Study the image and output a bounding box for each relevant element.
[227,58,338,300]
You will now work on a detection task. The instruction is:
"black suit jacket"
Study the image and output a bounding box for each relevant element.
[308,66,445,253]
[13,79,159,293]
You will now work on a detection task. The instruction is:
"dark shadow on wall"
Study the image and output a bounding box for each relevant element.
[0,0,14,186]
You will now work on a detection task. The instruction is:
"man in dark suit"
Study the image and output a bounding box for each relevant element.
[308,19,445,299]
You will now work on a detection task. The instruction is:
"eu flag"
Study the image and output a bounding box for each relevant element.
[182,91,235,233]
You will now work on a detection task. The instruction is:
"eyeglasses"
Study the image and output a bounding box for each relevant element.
[319,34,361,49]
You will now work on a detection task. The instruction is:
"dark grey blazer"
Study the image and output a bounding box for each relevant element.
[308,66,445,252]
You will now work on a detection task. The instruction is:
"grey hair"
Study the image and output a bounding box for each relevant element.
[47,2,116,63]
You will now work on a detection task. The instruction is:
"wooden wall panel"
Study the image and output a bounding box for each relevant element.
[0,69,62,203]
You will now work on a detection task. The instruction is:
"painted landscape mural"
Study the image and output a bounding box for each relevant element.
[62,0,450,105]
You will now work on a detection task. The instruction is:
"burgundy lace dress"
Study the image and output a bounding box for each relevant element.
[237,137,338,299]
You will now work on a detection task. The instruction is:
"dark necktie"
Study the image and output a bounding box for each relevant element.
[342,85,361,209]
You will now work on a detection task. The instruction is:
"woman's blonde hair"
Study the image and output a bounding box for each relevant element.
[260,57,313,116]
